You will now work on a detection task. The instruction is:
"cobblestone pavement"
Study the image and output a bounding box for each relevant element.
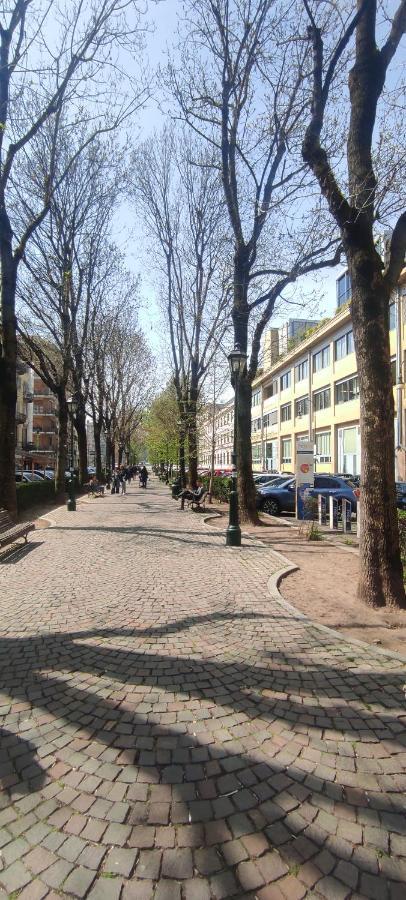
[0,479,405,900]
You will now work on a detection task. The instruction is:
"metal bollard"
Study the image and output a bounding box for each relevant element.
[329,495,338,529]
[318,494,327,525]
[342,498,352,532]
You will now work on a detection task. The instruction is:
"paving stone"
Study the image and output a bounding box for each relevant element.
[40,858,74,888]
[62,866,96,898]
[0,860,32,892]
[183,878,212,900]
[161,847,193,879]
[104,847,138,877]
[154,880,182,899]
[136,849,162,879]
[87,878,124,900]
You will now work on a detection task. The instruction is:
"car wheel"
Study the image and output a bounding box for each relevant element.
[262,498,280,516]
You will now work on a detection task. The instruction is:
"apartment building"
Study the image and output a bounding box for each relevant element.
[198,400,234,471]
[251,270,406,478]
[14,368,59,471]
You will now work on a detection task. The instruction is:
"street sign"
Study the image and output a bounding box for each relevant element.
[295,440,315,519]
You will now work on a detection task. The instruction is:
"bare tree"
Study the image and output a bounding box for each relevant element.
[301,0,406,608]
[168,0,343,520]
[18,130,125,489]
[132,128,231,488]
[99,303,155,471]
[0,0,147,516]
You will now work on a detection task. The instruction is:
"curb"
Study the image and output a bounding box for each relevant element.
[202,508,406,667]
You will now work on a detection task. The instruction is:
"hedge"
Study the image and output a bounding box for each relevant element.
[201,475,230,503]
[16,480,56,512]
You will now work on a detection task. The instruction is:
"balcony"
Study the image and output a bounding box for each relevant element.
[24,392,34,403]
[33,406,57,415]
[16,408,27,424]
[33,428,57,435]
[33,388,53,398]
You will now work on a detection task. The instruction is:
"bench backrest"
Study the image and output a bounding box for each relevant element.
[0,508,13,534]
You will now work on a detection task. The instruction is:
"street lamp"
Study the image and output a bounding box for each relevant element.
[226,343,247,547]
[66,395,78,512]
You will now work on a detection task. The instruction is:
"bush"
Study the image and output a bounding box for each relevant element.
[398,510,406,562]
[16,479,56,512]
[201,475,230,503]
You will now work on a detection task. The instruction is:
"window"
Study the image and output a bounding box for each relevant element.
[313,346,330,372]
[315,432,331,463]
[251,417,261,432]
[252,390,261,406]
[280,370,291,391]
[337,271,351,307]
[295,396,309,418]
[281,438,292,464]
[335,375,359,404]
[295,359,308,382]
[281,403,291,422]
[314,475,338,488]
[389,303,396,331]
[264,379,278,400]
[263,410,277,428]
[334,330,354,361]
[391,356,396,385]
[313,387,331,411]
[252,443,262,461]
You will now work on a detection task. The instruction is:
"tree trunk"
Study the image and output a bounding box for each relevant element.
[237,372,259,523]
[94,422,102,481]
[0,239,18,519]
[187,388,198,489]
[56,394,68,501]
[118,445,123,465]
[179,431,186,488]
[233,263,259,523]
[75,405,88,486]
[350,259,405,608]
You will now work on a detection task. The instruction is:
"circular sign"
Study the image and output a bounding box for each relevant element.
[300,463,310,473]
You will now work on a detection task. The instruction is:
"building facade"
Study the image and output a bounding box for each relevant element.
[251,272,406,479]
[198,400,234,471]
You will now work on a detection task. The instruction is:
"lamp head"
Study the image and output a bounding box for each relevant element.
[228,343,247,378]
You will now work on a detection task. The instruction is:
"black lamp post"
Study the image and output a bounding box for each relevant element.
[66,396,77,512]
[226,343,247,547]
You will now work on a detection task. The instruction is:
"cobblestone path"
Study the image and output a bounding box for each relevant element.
[0,479,405,900]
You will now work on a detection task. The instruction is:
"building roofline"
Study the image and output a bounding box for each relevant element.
[254,304,352,387]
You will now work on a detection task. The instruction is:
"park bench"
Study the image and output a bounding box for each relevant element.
[0,507,34,552]
[86,481,105,498]
[187,490,207,512]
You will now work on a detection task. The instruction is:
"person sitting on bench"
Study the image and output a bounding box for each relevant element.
[177,479,205,510]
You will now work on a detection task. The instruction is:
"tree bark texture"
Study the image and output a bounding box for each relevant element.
[0,237,18,518]
[55,394,68,501]
[94,423,102,481]
[233,260,259,523]
[186,388,198,490]
[350,261,405,607]
[75,406,88,486]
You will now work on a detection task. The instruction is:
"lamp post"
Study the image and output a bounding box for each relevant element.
[66,396,77,512]
[226,343,247,547]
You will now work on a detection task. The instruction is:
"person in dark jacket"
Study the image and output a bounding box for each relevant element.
[140,465,148,488]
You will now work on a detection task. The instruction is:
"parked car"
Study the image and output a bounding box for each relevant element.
[254,472,293,486]
[396,482,406,509]
[15,471,46,483]
[34,470,55,480]
[257,474,359,516]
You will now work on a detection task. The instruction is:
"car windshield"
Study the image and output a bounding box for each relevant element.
[26,473,44,481]
[261,476,293,489]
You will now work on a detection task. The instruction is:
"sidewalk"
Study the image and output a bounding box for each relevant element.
[0,478,405,899]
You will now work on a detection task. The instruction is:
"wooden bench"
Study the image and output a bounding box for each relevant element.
[187,491,207,512]
[0,508,34,552]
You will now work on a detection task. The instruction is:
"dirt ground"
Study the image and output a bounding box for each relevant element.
[207,503,406,659]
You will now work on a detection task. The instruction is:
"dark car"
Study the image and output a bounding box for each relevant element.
[257,474,359,517]
[396,482,406,509]
[256,476,296,515]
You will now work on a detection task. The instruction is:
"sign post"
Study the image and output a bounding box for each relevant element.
[295,440,315,520]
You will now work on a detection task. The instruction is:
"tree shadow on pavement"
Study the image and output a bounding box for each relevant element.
[0,628,405,896]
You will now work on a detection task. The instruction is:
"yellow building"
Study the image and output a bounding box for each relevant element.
[251,272,406,479]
